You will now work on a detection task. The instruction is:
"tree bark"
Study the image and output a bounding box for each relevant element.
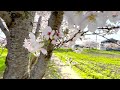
[35,16,41,38]
[29,16,42,71]
[30,11,64,79]
[0,11,35,79]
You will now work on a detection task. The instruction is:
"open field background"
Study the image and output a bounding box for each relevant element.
[1,48,120,79]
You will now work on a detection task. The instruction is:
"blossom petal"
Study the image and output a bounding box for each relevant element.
[54,35,59,40]
[51,30,55,35]
[42,26,52,36]
[39,43,44,47]
[59,31,64,37]
[40,48,47,55]
[50,30,55,39]
[47,26,52,32]
[51,40,57,45]
[23,38,30,48]
[88,22,97,32]
[36,37,41,42]
[29,48,36,53]
[29,32,36,41]
[33,42,41,50]
[44,35,49,40]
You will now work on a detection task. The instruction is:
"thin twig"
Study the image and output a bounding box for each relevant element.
[97,26,120,30]
[55,30,88,49]
[93,32,120,46]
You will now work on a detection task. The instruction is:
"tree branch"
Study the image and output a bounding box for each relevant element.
[30,11,64,79]
[35,16,41,38]
[55,30,88,48]
[64,30,81,43]
[97,26,120,30]
[0,18,10,37]
[93,32,120,46]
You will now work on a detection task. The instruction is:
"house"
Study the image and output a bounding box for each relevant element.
[100,38,120,51]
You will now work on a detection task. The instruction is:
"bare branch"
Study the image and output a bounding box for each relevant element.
[97,26,120,30]
[35,16,42,38]
[93,32,120,46]
[64,30,81,43]
[55,30,88,48]
[0,18,10,37]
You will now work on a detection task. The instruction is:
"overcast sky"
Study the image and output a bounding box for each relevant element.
[0,29,5,38]
[85,30,120,42]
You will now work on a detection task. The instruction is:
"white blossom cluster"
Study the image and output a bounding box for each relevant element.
[64,11,120,32]
[23,11,120,55]
[23,26,63,56]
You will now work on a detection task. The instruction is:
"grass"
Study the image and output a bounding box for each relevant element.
[0,48,62,79]
[43,60,62,79]
[0,48,7,78]
[53,48,120,79]
[1,47,120,79]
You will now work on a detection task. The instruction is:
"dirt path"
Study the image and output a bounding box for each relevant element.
[43,55,82,79]
[0,55,82,79]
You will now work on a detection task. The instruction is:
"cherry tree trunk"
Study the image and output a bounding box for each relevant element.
[0,11,35,79]
[30,11,64,79]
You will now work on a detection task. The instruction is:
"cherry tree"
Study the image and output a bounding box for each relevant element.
[1,11,120,79]
[23,11,120,79]
[83,40,99,49]
[0,11,36,79]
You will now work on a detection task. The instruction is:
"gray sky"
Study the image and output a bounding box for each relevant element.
[0,29,5,38]
[85,30,120,43]
[0,33,5,37]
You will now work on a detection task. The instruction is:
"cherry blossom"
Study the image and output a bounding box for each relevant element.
[23,11,120,55]
[42,26,55,40]
[106,11,120,22]
[54,35,59,40]
[51,40,57,45]
[23,32,47,55]
[23,38,31,51]
[56,30,64,38]
[64,11,120,33]
[40,48,47,55]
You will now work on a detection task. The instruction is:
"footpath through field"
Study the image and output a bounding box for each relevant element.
[43,55,82,79]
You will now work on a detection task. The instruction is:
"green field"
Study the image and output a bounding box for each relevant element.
[0,48,7,78]
[53,48,120,79]
[1,48,120,79]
